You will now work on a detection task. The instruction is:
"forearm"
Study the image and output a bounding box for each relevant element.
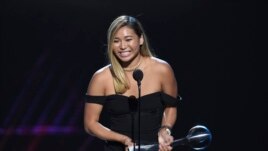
[85,122,129,143]
[161,107,177,128]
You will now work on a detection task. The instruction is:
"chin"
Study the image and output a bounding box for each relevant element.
[117,56,133,62]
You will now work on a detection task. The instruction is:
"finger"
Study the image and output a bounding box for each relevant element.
[165,135,174,145]
[159,144,164,151]
[167,145,173,151]
[159,144,169,151]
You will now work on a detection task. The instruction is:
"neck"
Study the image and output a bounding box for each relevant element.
[123,56,142,72]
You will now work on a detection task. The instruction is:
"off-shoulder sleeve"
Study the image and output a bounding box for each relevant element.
[161,92,182,107]
[85,95,107,105]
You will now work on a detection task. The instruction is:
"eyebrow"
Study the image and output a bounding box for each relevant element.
[114,35,134,39]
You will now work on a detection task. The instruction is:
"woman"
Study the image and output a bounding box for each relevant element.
[84,15,180,151]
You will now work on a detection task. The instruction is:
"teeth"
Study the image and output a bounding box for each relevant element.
[120,51,130,57]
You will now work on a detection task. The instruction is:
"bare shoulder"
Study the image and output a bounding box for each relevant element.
[87,65,112,95]
[92,65,111,80]
[148,57,177,97]
[149,57,174,73]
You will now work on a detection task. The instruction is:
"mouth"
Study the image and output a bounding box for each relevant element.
[119,50,131,57]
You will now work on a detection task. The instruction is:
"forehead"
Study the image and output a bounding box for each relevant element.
[114,26,136,37]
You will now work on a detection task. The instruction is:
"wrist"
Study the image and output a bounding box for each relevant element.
[159,125,172,135]
[121,135,131,146]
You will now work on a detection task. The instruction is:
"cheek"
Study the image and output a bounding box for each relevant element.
[112,50,118,58]
[131,42,140,50]
[112,43,120,49]
[111,44,117,52]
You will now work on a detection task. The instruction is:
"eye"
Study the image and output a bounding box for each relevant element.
[113,39,119,43]
[126,38,132,42]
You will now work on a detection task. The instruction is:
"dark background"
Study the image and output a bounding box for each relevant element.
[1,0,257,151]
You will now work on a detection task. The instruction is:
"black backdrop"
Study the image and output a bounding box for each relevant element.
[1,0,257,151]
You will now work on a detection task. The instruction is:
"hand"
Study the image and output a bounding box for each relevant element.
[121,136,134,151]
[158,128,174,151]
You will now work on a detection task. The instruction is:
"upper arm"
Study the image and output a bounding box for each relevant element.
[160,62,178,98]
[84,103,103,124]
[84,68,108,126]
[158,61,178,126]
[84,100,106,135]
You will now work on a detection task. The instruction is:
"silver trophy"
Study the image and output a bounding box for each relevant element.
[128,125,212,151]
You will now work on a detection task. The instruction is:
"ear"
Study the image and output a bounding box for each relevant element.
[139,35,144,45]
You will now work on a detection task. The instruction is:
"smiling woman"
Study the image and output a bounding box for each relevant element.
[84,15,181,151]
[112,26,144,63]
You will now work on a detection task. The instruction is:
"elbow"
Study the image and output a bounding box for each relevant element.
[84,127,92,135]
[84,123,96,136]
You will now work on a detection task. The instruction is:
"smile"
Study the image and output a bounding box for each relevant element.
[119,51,131,57]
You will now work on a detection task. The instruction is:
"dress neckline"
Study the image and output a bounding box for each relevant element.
[86,91,178,99]
[108,91,162,99]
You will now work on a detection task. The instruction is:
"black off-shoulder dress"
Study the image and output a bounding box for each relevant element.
[85,91,179,151]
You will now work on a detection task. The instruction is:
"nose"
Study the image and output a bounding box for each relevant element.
[120,41,127,49]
